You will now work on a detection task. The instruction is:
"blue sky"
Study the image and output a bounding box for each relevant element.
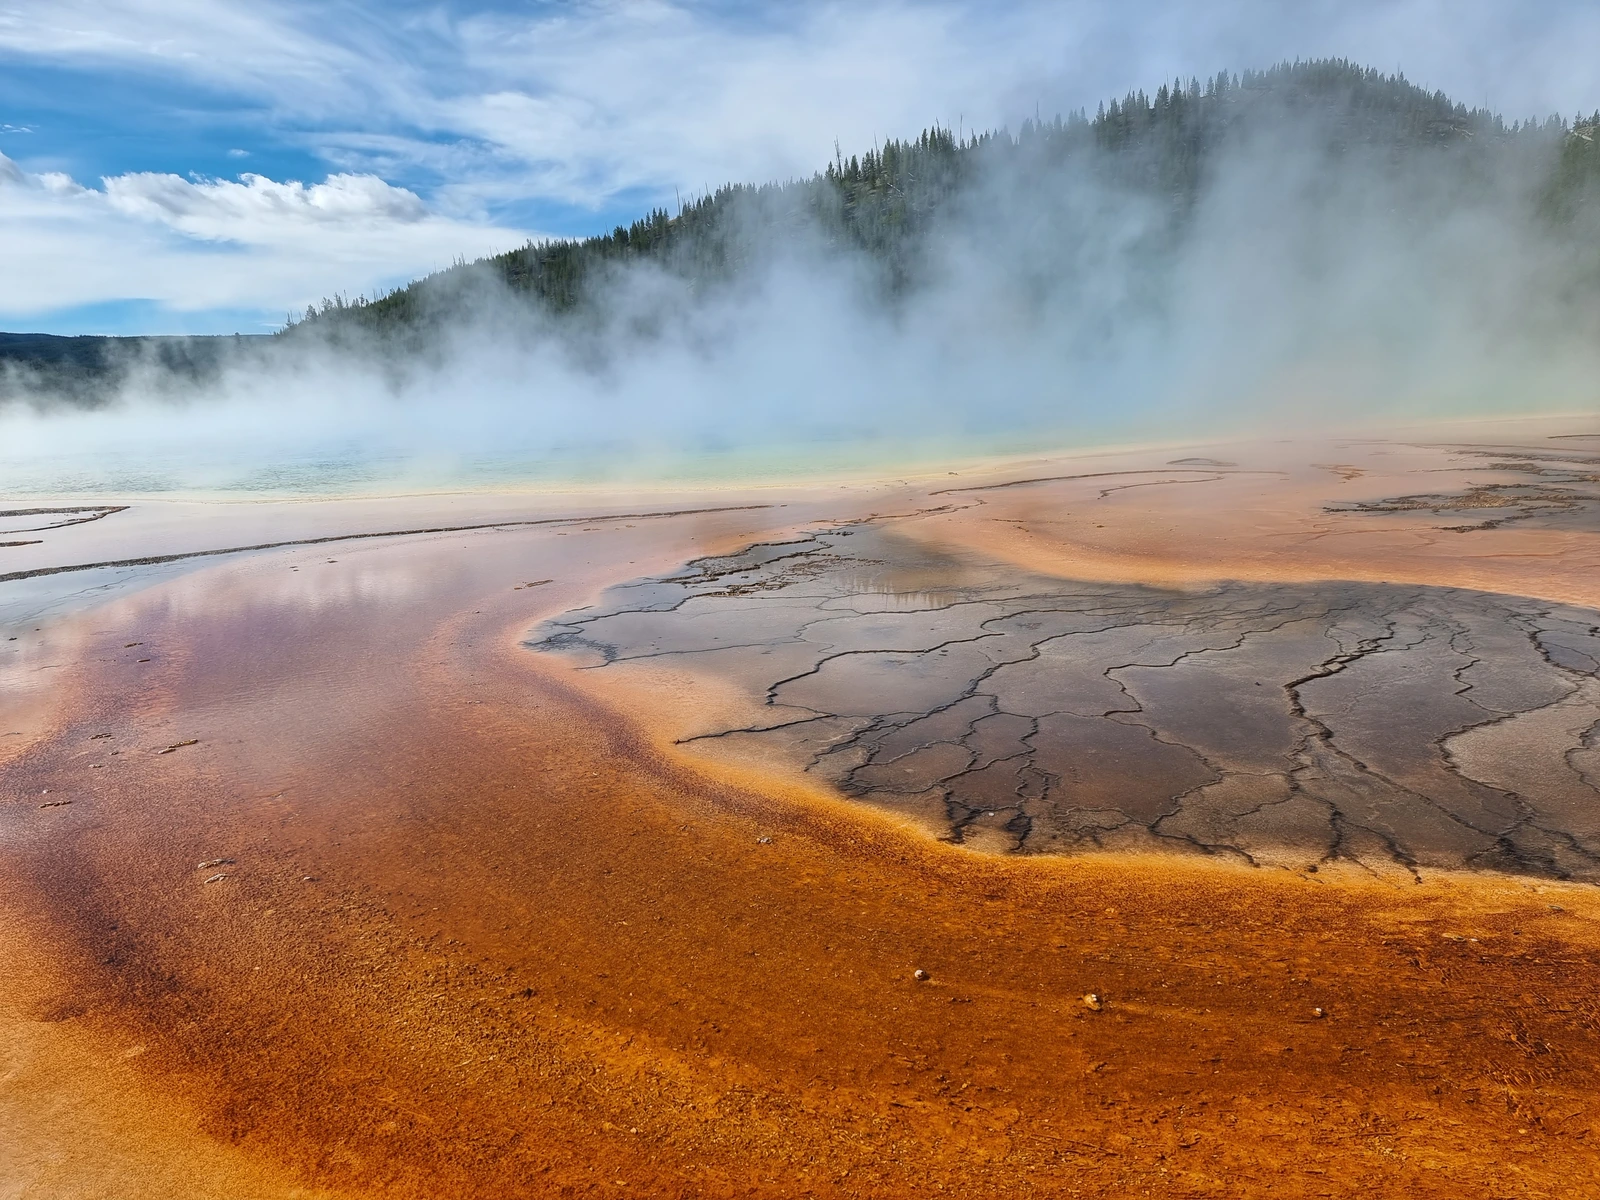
[1,0,1597,336]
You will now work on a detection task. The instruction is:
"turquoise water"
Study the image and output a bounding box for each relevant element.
[0,426,1106,500]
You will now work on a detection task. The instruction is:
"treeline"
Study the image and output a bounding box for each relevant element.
[0,332,269,408]
[290,59,1600,337]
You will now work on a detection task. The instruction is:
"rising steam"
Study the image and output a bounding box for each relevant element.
[4,71,1598,496]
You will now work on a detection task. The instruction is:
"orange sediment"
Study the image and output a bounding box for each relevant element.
[3,431,1599,1197]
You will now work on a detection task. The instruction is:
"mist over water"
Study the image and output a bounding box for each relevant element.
[5,76,1598,498]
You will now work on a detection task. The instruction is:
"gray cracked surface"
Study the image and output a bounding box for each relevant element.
[532,525,1600,880]
[1327,444,1600,532]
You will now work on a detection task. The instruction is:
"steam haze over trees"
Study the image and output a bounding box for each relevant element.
[290,61,1600,339]
[4,60,1599,492]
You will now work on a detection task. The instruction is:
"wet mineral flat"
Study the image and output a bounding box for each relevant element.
[536,523,1600,879]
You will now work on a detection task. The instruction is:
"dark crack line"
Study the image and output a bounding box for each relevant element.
[929,469,1284,497]
[674,711,842,746]
[0,503,777,585]
[0,505,128,534]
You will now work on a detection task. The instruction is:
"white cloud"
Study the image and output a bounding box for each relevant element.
[446,0,1600,206]
[0,0,384,109]
[103,171,428,239]
[7,2,1600,210]
[0,152,527,321]
[8,3,1600,179]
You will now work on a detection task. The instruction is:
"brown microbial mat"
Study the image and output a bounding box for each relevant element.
[4,426,1600,1199]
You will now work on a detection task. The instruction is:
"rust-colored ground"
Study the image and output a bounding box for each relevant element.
[4,429,1600,1198]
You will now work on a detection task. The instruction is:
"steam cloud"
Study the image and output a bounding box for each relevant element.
[4,85,1598,496]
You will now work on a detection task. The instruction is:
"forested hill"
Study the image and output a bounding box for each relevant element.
[291,58,1600,337]
[5,56,1600,404]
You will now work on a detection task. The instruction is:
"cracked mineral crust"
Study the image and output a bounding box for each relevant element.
[534,523,1600,880]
